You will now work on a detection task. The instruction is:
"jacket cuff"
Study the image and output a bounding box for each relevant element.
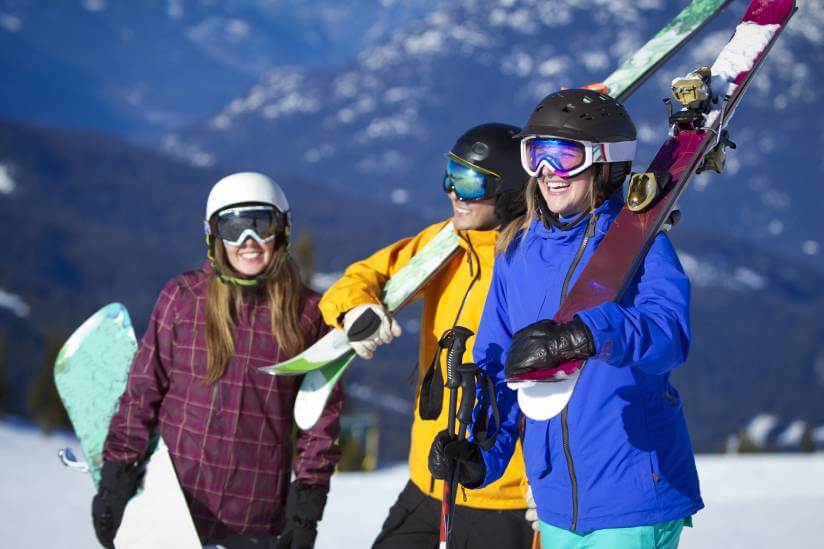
[575,305,621,365]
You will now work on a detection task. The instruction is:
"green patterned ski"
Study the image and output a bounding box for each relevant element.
[289,0,733,430]
[259,221,461,376]
[600,0,733,102]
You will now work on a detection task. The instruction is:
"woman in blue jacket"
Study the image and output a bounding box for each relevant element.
[428,89,703,548]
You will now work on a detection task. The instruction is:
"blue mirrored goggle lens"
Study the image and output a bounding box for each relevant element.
[525,137,586,175]
[442,158,494,201]
[215,208,281,244]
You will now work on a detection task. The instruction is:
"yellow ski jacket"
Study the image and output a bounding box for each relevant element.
[319,220,526,510]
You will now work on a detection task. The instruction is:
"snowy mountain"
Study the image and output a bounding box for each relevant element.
[2,113,823,456]
[0,0,441,139]
[169,0,824,267]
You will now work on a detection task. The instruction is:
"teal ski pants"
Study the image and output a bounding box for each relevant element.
[538,517,691,549]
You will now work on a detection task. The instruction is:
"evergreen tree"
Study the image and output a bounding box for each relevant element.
[0,334,7,417]
[27,331,71,432]
[293,232,316,287]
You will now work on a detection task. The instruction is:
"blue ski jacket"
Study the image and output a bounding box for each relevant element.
[472,196,703,533]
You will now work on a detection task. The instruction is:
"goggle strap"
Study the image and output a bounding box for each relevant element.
[446,152,501,179]
[599,140,636,163]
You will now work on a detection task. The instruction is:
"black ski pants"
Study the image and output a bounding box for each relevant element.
[372,480,533,549]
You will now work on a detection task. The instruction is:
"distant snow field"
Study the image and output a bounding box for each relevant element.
[2,421,823,548]
[0,163,16,193]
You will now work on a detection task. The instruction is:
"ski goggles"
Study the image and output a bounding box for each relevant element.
[442,153,500,201]
[205,205,287,247]
[520,136,636,178]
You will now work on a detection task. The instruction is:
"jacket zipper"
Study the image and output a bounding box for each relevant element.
[561,407,578,531]
[560,213,598,301]
[557,212,597,531]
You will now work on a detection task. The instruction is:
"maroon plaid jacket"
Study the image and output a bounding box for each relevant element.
[103,266,343,541]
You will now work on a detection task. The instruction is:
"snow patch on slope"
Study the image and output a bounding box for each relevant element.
[0,288,30,318]
[677,251,767,291]
[746,414,779,447]
[210,69,319,128]
[161,134,214,167]
[0,163,16,193]
[0,13,22,32]
[82,0,107,13]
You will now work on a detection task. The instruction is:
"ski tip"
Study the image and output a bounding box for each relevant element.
[579,82,610,96]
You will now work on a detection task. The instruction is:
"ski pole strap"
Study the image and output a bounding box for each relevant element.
[472,369,500,452]
[419,347,445,420]
[456,363,477,427]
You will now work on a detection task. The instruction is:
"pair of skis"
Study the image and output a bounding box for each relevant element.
[261,0,737,430]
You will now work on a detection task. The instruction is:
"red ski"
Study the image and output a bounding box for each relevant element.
[509,0,798,420]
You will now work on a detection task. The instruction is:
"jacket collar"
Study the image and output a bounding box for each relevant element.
[454,222,498,269]
[529,195,623,243]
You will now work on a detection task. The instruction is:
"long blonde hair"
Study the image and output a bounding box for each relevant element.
[204,239,305,384]
[495,164,613,255]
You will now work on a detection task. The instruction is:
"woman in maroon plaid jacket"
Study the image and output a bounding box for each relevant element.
[92,172,343,549]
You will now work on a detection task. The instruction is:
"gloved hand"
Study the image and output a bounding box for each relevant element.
[343,303,401,359]
[525,485,539,532]
[504,317,595,379]
[91,460,142,549]
[274,481,329,549]
[427,430,486,489]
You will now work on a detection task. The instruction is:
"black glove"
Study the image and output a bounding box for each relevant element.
[91,460,142,549]
[504,317,595,379]
[427,430,486,489]
[274,481,329,549]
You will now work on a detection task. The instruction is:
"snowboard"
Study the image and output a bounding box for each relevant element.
[54,303,201,548]
[510,0,798,420]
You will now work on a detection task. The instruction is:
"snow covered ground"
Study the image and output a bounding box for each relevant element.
[2,420,823,548]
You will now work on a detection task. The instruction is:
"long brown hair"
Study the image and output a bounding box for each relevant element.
[495,164,613,255]
[204,239,305,384]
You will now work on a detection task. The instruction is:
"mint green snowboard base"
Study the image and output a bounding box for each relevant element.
[55,302,137,487]
[54,303,201,548]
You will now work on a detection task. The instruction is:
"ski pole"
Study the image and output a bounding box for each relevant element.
[437,326,473,549]
[445,361,478,540]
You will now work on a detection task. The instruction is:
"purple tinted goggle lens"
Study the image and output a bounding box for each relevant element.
[523,137,587,178]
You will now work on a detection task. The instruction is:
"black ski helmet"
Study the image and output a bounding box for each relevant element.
[517,88,636,142]
[518,89,636,195]
[449,123,528,225]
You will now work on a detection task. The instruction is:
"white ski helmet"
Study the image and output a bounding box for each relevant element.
[205,172,290,223]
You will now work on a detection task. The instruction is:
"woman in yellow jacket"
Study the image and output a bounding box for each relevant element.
[319,123,533,548]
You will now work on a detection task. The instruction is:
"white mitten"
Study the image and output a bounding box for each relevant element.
[342,304,402,359]
[525,485,539,531]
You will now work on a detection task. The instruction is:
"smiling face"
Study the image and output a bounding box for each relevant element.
[448,191,499,231]
[223,236,275,277]
[537,165,594,217]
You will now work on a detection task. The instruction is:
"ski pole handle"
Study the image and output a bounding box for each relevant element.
[442,326,473,390]
[346,308,382,342]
